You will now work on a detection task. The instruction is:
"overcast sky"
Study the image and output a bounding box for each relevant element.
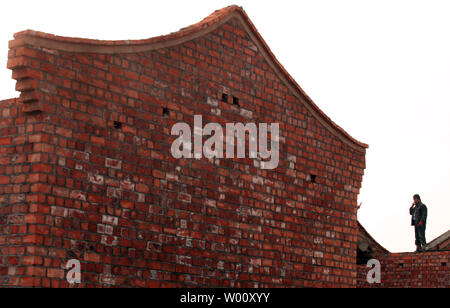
[1,0,449,252]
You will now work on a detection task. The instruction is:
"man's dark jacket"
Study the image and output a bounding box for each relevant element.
[410,202,427,226]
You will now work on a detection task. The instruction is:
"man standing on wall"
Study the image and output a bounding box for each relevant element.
[409,194,428,252]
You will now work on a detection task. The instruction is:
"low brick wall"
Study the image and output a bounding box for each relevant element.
[358,251,449,288]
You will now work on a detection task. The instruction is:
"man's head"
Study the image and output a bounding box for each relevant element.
[413,194,421,204]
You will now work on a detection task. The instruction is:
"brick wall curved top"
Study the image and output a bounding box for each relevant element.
[3,6,368,287]
[358,221,390,255]
[10,5,368,152]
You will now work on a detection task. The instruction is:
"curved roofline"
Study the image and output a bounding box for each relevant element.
[13,5,368,151]
[358,221,390,254]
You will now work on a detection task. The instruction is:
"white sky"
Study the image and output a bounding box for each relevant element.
[0,0,449,252]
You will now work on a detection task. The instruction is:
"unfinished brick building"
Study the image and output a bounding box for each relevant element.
[1,5,444,288]
[0,6,369,287]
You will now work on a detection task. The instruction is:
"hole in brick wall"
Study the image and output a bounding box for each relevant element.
[442,262,447,267]
[26,110,42,116]
[233,96,240,107]
[221,93,228,103]
[356,247,374,265]
[113,121,122,129]
[111,198,120,208]
[66,250,78,259]
[310,174,317,183]
[162,108,170,117]
[399,263,404,267]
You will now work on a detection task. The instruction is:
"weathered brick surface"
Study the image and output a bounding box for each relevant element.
[358,251,449,288]
[1,6,368,287]
[357,222,449,288]
[0,98,51,287]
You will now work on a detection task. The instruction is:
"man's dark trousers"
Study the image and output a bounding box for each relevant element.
[415,224,426,249]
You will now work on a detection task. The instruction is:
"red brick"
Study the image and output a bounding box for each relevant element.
[0,6,372,289]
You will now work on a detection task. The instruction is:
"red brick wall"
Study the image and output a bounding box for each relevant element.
[1,7,367,287]
[0,98,50,286]
[358,251,449,288]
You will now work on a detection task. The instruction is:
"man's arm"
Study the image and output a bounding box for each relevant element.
[409,203,415,215]
[421,205,427,223]
[418,205,427,226]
